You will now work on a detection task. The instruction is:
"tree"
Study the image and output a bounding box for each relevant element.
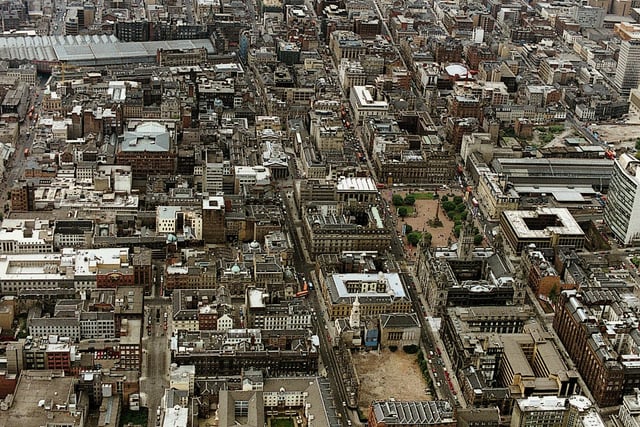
[548,284,559,303]
[442,201,456,212]
[392,194,404,206]
[456,203,466,213]
[407,232,422,246]
[473,234,483,245]
[405,224,413,234]
[453,196,463,205]
[404,194,416,206]
[454,225,462,238]
[403,345,419,354]
[398,206,408,217]
[422,232,432,246]
[441,196,449,202]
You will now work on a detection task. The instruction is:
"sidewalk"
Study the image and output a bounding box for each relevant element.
[405,263,468,408]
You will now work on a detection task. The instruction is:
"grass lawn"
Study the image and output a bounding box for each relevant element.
[120,407,148,427]
[412,192,435,200]
[398,206,415,215]
[272,418,295,427]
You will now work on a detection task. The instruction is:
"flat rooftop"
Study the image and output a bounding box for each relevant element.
[0,370,78,427]
[331,272,406,298]
[0,35,215,64]
[336,176,377,192]
[502,207,584,239]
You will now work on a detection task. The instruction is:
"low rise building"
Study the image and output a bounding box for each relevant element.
[415,240,524,315]
[0,218,54,253]
[553,289,640,407]
[171,329,318,376]
[302,203,392,256]
[379,313,420,348]
[318,272,411,320]
[246,288,312,330]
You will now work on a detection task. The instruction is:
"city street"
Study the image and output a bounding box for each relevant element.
[141,303,171,427]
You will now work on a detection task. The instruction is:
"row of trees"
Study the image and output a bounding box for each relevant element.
[392,194,416,207]
[442,196,484,244]
[403,224,432,247]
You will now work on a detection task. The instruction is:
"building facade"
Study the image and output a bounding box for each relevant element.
[604,153,640,245]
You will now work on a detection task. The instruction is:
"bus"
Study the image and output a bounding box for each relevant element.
[23,148,29,157]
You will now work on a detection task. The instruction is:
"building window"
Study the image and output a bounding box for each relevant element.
[235,400,249,417]
[387,331,402,341]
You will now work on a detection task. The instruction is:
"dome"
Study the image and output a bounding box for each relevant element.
[231,263,241,274]
[250,240,260,250]
[166,234,177,243]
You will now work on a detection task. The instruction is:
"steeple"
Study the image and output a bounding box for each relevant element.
[457,215,475,260]
[349,295,361,329]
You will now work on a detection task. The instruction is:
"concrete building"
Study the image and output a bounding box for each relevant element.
[218,377,336,427]
[115,121,176,179]
[499,208,585,255]
[553,289,640,407]
[615,40,640,94]
[444,307,579,402]
[510,395,599,427]
[604,153,640,245]
[318,272,411,320]
[302,203,392,256]
[246,288,312,330]
[53,220,94,249]
[336,177,379,204]
[379,313,420,348]
[617,390,640,427]
[169,364,196,396]
[0,218,54,253]
[349,85,389,123]
[415,242,524,315]
[203,161,224,194]
[0,248,132,295]
[571,5,605,28]
[171,329,318,376]
[0,370,87,427]
[234,166,272,194]
[156,206,202,240]
[202,195,226,244]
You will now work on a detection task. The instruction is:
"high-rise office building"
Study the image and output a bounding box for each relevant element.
[604,153,640,245]
[614,39,640,94]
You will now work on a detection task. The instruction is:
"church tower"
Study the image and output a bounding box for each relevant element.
[349,295,361,329]
[457,216,475,260]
